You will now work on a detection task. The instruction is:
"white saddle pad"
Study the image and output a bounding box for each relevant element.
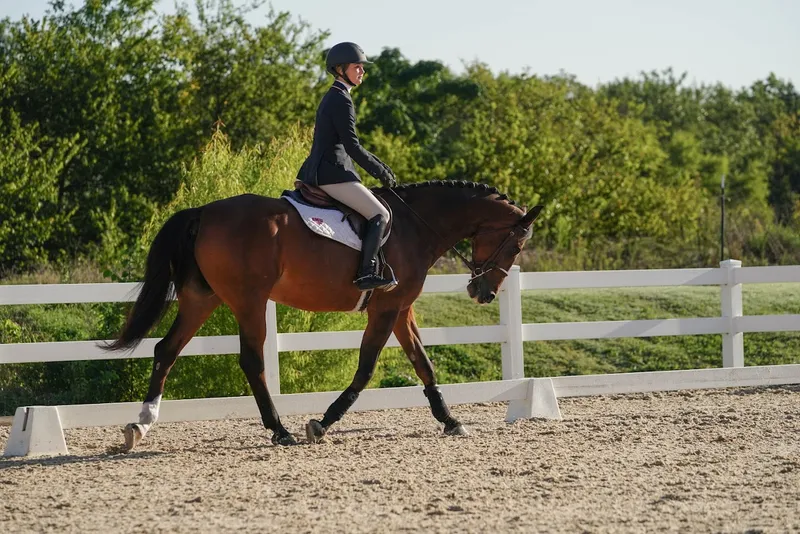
[284,197,389,252]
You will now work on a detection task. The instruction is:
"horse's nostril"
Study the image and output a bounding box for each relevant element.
[467,284,477,298]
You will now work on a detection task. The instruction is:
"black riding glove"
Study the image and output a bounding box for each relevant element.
[380,164,397,188]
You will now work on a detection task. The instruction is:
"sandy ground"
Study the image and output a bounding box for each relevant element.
[1,386,799,533]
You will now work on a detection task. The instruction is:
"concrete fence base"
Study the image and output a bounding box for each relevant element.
[506,378,562,422]
[4,406,68,457]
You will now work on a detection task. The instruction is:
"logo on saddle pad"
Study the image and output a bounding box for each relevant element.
[281,196,372,252]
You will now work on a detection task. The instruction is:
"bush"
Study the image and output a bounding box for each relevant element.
[741,221,800,265]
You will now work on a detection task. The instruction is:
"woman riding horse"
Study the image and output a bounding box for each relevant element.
[297,42,397,292]
[102,42,544,451]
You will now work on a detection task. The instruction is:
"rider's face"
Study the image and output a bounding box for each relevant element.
[340,63,364,85]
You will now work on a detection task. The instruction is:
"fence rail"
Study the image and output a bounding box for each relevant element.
[3,260,800,372]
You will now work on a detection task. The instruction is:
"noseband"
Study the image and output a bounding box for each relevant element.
[466,224,523,282]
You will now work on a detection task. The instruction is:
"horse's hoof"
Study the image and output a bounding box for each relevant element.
[305,419,326,444]
[123,423,142,451]
[444,423,469,437]
[271,431,297,446]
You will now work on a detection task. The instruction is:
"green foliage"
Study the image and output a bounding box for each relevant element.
[357,48,480,148]
[601,70,799,217]
[162,0,327,147]
[0,110,81,273]
[361,61,799,270]
[0,0,327,272]
[0,301,148,414]
[741,222,800,265]
[2,2,799,273]
[378,374,418,388]
[428,67,711,257]
[411,285,800,380]
[1,0,184,260]
[139,125,310,251]
[111,125,314,399]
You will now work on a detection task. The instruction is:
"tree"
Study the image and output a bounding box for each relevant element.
[0,110,81,272]
[357,48,480,147]
[0,0,193,262]
[0,0,329,271]
[163,0,328,148]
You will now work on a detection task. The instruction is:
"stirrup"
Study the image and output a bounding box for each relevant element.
[354,273,397,292]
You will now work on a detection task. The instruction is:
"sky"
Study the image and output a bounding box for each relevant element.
[2,0,798,90]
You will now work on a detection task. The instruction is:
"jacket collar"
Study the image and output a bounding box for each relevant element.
[332,80,352,94]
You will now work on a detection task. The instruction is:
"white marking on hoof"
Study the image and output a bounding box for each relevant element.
[139,395,162,425]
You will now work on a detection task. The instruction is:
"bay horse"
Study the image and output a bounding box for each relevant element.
[103,180,542,449]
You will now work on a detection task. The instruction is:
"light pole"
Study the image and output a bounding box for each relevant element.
[720,174,726,263]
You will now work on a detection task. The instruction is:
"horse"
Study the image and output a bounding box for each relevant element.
[103,180,543,449]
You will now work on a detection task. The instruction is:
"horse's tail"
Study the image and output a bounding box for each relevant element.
[102,207,204,352]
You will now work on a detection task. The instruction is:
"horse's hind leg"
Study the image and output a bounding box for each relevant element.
[233,300,296,446]
[392,306,467,436]
[124,288,220,451]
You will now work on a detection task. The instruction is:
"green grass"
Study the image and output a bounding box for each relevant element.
[1,283,799,412]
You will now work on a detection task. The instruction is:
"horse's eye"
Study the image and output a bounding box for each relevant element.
[511,247,521,255]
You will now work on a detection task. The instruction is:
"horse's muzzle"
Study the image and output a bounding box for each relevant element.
[478,291,496,304]
[467,281,496,304]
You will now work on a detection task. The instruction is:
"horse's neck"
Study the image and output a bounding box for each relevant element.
[396,189,485,257]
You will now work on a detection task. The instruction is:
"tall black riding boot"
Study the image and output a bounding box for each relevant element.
[354,215,397,291]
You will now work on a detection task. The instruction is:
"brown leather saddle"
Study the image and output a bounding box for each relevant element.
[282,181,393,239]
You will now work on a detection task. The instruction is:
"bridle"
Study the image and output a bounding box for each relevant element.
[386,189,525,283]
[467,224,526,282]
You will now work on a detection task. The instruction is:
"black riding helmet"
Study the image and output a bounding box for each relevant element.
[325,42,372,85]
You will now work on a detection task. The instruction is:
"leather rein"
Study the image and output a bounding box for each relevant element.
[385,188,523,283]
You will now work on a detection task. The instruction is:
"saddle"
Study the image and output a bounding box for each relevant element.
[284,182,393,237]
[281,181,392,243]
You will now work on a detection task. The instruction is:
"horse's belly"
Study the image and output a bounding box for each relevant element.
[270,271,363,313]
[268,209,368,312]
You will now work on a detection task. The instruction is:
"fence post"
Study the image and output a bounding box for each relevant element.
[499,265,524,380]
[264,300,281,393]
[720,259,743,368]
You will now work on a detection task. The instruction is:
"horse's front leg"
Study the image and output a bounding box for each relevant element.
[305,308,399,443]
[393,306,467,436]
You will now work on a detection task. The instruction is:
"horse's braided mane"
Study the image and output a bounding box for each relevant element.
[392,180,516,206]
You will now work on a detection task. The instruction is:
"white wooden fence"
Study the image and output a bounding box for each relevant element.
[2,260,800,455]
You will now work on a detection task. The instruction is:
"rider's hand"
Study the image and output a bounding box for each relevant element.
[380,164,397,188]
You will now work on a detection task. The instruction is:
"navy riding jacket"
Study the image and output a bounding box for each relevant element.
[297,81,392,186]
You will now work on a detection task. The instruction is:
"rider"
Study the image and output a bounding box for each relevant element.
[297,41,397,291]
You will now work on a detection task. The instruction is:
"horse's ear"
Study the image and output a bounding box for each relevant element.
[521,205,544,227]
